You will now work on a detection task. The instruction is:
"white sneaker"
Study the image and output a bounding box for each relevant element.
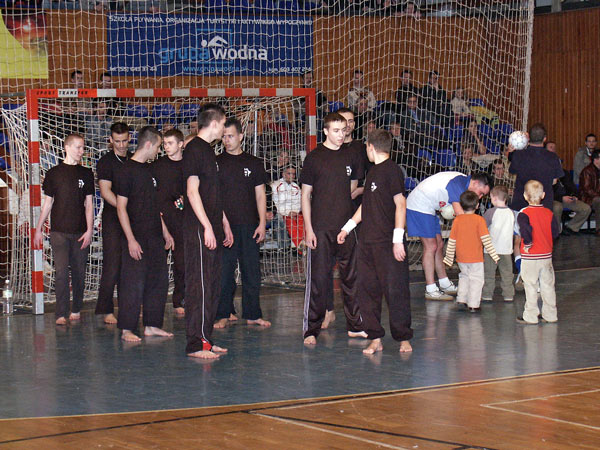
[425,289,454,301]
[441,282,458,296]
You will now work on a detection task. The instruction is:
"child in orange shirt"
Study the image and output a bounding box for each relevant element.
[443,191,499,312]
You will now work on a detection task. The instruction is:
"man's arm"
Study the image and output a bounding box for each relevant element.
[337,205,362,244]
[301,184,317,249]
[98,180,117,208]
[161,215,174,251]
[33,194,54,248]
[393,193,407,261]
[253,184,267,243]
[116,195,143,260]
[451,201,464,216]
[78,194,94,249]
[186,175,216,250]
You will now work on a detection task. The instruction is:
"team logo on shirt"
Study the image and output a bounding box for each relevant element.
[439,201,447,208]
[78,179,84,189]
[152,177,157,188]
[244,168,252,177]
[346,166,352,176]
[371,182,377,192]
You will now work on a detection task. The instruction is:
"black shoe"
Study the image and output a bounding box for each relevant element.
[516,316,537,324]
[468,307,480,313]
[456,302,468,311]
[537,314,557,323]
[561,227,573,236]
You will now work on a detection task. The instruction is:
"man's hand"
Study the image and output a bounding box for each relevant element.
[253,223,266,243]
[204,227,217,250]
[78,229,93,250]
[563,196,577,203]
[305,230,317,249]
[164,230,175,251]
[223,224,234,248]
[128,239,143,260]
[337,230,348,244]
[33,229,44,248]
[393,243,406,262]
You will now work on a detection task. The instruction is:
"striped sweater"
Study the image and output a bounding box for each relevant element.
[443,213,499,266]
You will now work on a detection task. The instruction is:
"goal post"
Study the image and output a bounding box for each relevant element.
[22,87,317,314]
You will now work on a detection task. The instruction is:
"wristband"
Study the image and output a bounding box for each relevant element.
[341,219,357,234]
[393,228,405,244]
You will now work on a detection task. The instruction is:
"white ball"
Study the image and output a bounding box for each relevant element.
[508,131,529,150]
[440,204,455,221]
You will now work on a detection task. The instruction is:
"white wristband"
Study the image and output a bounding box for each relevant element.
[342,219,357,234]
[393,228,405,244]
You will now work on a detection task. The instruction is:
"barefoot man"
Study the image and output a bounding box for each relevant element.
[214,117,271,329]
[115,126,174,342]
[34,134,94,325]
[338,130,413,354]
[300,112,365,345]
[182,103,234,359]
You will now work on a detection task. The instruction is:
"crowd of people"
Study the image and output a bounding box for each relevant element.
[32,65,600,358]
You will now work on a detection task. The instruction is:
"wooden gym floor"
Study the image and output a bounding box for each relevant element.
[0,236,599,448]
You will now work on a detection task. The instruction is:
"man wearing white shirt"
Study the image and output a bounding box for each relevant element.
[271,166,304,249]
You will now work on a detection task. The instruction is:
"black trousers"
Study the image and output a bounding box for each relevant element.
[357,241,413,342]
[184,224,222,354]
[117,235,168,331]
[303,229,362,339]
[169,223,185,308]
[95,219,122,315]
[217,224,262,320]
[50,231,89,319]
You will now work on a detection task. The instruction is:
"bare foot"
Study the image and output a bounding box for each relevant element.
[213,318,228,329]
[212,345,228,353]
[55,317,67,325]
[348,331,368,338]
[399,340,413,353]
[69,312,81,321]
[363,338,383,355]
[228,313,238,321]
[247,318,271,327]
[321,311,332,329]
[104,313,117,324]
[303,335,317,345]
[144,326,174,337]
[121,330,142,342]
[173,307,185,316]
[187,350,220,359]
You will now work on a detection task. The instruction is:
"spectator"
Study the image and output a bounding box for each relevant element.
[420,70,450,127]
[578,149,600,235]
[399,94,441,149]
[450,87,472,125]
[546,141,591,235]
[573,133,597,185]
[491,158,515,198]
[347,69,376,112]
[97,72,123,117]
[85,100,112,151]
[509,123,563,212]
[294,70,328,130]
[461,120,487,156]
[395,69,418,107]
[271,165,304,250]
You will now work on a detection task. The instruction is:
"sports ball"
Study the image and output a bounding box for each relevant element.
[508,131,529,150]
[440,204,455,221]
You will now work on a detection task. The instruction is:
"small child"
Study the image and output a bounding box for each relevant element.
[516,180,560,324]
[482,185,515,302]
[443,191,499,312]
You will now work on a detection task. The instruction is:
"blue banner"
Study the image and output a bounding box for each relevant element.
[107,14,313,77]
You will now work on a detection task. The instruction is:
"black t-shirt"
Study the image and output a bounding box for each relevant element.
[42,162,94,234]
[182,137,224,240]
[509,146,564,211]
[341,139,370,180]
[151,155,184,232]
[361,159,405,243]
[217,151,267,226]
[114,159,162,239]
[96,151,128,226]
[299,143,364,231]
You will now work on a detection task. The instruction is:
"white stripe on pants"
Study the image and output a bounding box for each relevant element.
[521,258,557,323]
[457,262,485,308]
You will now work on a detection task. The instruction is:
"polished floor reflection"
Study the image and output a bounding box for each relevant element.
[1,234,599,426]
